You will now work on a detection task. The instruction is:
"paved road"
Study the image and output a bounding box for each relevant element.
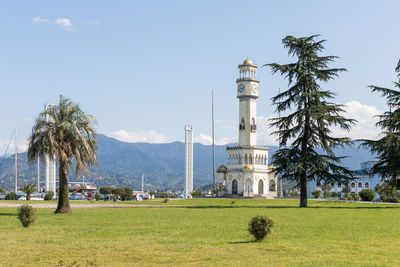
[0,202,184,209]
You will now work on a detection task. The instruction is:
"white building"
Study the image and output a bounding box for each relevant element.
[310,161,381,198]
[217,58,277,198]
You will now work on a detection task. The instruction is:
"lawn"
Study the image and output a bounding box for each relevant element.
[1,199,399,266]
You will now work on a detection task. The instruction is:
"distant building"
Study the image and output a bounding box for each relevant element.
[216,58,277,198]
[308,161,382,198]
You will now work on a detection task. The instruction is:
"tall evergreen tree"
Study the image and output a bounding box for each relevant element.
[361,59,400,188]
[28,96,97,213]
[265,35,355,207]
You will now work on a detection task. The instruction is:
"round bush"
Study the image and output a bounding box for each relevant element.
[17,204,36,228]
[387,197,399,203]
[353,194,360,201]
[44,191,54,201]
[359,189,376,201]
[248,215,274,242]
[6,192,18,200]
[311,190,321,199]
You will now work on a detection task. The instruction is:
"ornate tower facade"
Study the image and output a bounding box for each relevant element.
[216,58,277,198]
[237,58,259,146]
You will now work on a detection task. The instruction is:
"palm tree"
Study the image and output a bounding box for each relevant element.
[28,96,97,213]
[21,184,37,201]
[361,59,400,188]
[265,35,355,207]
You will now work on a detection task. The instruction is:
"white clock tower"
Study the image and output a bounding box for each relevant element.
[237,58,259,146]
[216,58,277,198]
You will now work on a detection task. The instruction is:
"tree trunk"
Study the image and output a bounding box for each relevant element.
[299,174,308,208]
[55,161,71,213]
[27,194,31,201]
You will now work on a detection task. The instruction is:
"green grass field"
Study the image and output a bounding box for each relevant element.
[1,199,400,266]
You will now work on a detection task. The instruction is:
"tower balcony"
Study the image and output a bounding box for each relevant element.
[236,78,259,83]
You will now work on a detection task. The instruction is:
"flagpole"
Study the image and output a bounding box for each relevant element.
[212,91,216,195]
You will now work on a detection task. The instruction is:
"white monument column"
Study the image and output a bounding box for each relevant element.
[45,104,57,195]
[185,124,193,198]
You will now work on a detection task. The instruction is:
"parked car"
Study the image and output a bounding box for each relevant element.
[69,194,86,200]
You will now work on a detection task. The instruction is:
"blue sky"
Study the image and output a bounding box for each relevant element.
[0,0,399,153]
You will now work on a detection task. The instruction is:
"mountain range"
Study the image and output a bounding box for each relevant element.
[0,134,375,191]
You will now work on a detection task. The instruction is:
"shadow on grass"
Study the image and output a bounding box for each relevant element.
[183,205,400,210]
[0,213,16,216]
[229,240,257,244]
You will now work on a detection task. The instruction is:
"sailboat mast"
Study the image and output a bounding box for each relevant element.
[212,91,216,193]
[15,128,18,192]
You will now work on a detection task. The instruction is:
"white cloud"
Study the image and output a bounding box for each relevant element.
[334,101,382,140]
[54,18,73,30]
[109,129,172,143]
[256,115,279,146]
[32,17,49,24]
[0,141,28,156]
[256,101,383,145]
[87,21,99,25]
[194,133,236,146]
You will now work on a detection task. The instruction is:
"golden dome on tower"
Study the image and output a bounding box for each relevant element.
[243,58,253,65]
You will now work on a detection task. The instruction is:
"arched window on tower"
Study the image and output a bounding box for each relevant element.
[245,154,248,164]
[249,155,253,164]
[251,118,256,131]
[240,118,245,130]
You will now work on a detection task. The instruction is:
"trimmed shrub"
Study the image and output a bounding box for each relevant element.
[380,195,388,202]
[99,186,113,195]
[95,192,101,201]
[311,190,321,199]
[248,215,274,242]
[44,191,54,200]
[191,191,204,198]
[163,198,169,203]
[339,197,347,200]
[353,194,360,201]
[331,192,338,198]
[120,187,133,201]
[17,204,36,228]
[359,189,376,201]
[387,197,399,203]
[6,192,18,200]
[323,191,331,198]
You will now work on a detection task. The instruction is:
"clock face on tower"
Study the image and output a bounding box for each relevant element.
[238,84,245,93]
[252,84,258,94]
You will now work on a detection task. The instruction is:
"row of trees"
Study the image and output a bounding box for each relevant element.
[99,186,133,201]
[267,35,400,207]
